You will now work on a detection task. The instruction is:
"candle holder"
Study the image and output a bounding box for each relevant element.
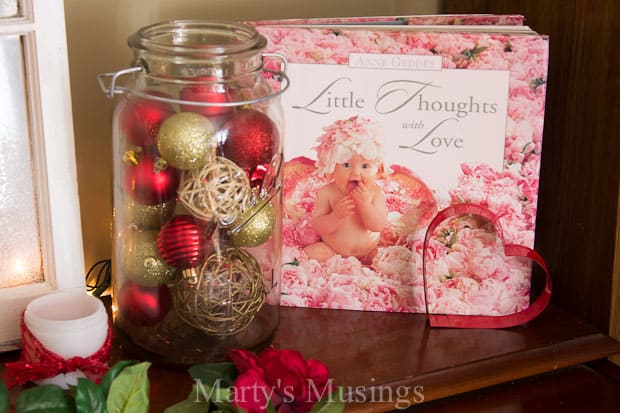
[3,292,112,389]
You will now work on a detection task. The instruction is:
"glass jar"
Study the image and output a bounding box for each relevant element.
[98,20,287,364]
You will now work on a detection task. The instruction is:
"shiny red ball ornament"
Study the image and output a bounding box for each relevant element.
[248,163,268,189]
[180,80,232,118]
[117,282,172,326]
[221,109,278,170]
[157,215,212,269]
[124,156,180,205]
[119,92,175,147]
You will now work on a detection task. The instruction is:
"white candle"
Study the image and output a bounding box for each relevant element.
[24,291,109,388]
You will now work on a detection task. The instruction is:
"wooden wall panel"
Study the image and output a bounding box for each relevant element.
[444,0,620,331]
[610,184,620,364]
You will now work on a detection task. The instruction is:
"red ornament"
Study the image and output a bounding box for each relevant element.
[221,109,278,170]
[180,79,232,118]
[124,156,180,205]
[157,215,212,269]
[119,92,174,147]
[248,163,268,189]
[117,282,172,326]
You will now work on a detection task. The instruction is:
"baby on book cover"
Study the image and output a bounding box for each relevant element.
[256,15,548,315]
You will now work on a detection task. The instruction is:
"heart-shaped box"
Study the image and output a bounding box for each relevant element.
[423,203,552,329]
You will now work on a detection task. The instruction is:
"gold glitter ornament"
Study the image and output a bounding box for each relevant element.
[123,198,175,229]
[229,200,276,247]
[178,156,251,227]
[174,248,265,335]
[157,112,216,170]
[122,229,177,286]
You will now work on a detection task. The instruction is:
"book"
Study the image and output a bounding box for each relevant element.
[255,16,549,315]
[255,14,525,26]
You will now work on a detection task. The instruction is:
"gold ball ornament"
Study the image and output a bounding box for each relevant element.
[123,198,175,229]
[229,200,276,247]
[178,156,251,227]
[121,229,177,286]
[157,112,216,170]
[174,248,265,335]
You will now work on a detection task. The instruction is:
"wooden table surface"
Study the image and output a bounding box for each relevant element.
[2,303,620,412]
[403,362,620,412]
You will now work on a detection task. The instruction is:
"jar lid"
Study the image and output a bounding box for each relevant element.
[128,20,266,60]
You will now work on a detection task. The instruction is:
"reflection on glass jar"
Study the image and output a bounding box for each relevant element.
[100,20,286,364]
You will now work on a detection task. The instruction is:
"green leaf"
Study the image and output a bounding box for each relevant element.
[191,384,233,412]
[309,387,345,413]
[106,361,151,413]
[283,258,300,267]
[100,360,140,396]
[212,387,233,411]
[189,368,238,412]
[1,381,8,413]
[75,378,106,413]
[15,385,74,413]
[163,399,210,413]
[460,44,488,60]
[530,77,546,91]
[447,230,457,248]
[188,362,237,388]
[163,385,210,413]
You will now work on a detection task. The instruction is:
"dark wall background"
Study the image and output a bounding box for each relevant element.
[444,0,619,332]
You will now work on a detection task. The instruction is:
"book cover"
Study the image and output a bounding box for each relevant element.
[255,14,525,26]
[256,18,549,315]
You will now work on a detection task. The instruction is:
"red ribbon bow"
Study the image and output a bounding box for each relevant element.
[3,317,113,388]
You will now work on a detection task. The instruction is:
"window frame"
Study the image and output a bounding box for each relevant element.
[0,0,84,351]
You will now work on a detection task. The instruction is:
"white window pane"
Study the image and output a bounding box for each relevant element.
[0,0,19,18]
[0,34,44,288]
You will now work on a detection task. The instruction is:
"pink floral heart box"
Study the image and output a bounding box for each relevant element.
[423,203,551,328]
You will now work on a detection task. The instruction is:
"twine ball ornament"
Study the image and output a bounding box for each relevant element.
[121,229,177,287]
[157,215,213,270]
[174,248,265,335]
[229,200,276,247]
[178,156,251,227]
[157,112,217,170]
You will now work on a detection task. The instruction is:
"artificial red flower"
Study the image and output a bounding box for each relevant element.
[227,348,264,375]
[227,348,332,413]
[231,368,274,413]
